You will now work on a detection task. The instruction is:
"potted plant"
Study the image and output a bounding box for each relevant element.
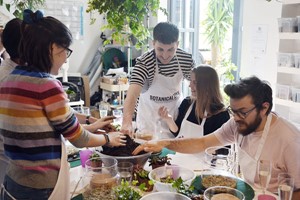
[0,0,46,18]
[132,166,154,192]
[86,0,167,49]
[89,151,102,168]
[148,155,171,169]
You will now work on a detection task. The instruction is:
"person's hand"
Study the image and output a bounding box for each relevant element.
[158,106,172,121]
[107,132,127,147]
[120,123,133,138]
[84,117,114,133]
[99,116,115,122]
[132,140,164,155]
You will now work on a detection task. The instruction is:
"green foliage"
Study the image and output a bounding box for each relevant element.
[0,0,46,19]
[89,151,100,159]
[202,0,233,47]
[113,180,142,200]
[148,155,171,166]
[172,177,195,198]
[86,0,167,49]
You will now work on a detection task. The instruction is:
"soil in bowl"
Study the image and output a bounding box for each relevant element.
[101,135,147,156]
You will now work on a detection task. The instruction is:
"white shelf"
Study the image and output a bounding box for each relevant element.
[69,100,84,106]
[275,98,300,109]
[277,66,300,74]
[279,33,300,40]
[283,0,300,5]
[99,82,129,106]
[99,82,129,92]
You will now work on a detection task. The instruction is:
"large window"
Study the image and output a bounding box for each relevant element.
[168,0,200,65]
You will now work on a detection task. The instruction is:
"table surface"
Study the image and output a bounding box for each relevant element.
[69,151,279,200]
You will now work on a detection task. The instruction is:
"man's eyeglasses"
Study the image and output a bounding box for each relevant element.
[65,47,73,58]
[227,106,257,119]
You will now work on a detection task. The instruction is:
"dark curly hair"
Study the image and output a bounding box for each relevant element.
[153,22,179,44]
[224,76,273,115]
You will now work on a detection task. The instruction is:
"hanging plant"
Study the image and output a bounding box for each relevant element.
[0,0,46,19]
[86,0,167,49]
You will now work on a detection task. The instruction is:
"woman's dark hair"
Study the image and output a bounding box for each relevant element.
[224,76,273,115]
[193,65,225,118]
[2,18,22,60]
[19,10,72,73]
[153,22,179,44]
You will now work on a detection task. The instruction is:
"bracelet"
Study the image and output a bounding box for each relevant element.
[86,115,90,125]
[103,133,110,145]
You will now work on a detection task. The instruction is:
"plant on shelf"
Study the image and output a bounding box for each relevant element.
[148,155,171,169]
[132,166,154,192]
[0,0,46,18]
[86,0,167,49]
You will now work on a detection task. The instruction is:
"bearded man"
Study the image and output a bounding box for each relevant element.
[133,76,300,200]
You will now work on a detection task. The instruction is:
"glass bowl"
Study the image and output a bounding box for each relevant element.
[140,191,190,200]
[204,186,245,200]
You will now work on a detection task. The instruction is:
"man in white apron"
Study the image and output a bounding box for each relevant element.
[133,76,300,200]
[121,22,195,138]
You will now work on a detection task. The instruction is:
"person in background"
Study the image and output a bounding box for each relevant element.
[0,18,114,187]
[158,65,230,139]
[0,18,111,133]
[0,10,126,200]
[133,76,300,200]
[121,22,195,138]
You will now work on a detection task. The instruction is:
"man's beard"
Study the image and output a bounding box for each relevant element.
[237,113,262,136]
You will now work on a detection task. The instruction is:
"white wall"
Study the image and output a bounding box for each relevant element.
[68,12,104,74]
[240,0,281,88]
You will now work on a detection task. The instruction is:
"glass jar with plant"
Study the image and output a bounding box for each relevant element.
[89,151,102,168]
[148,155,171,169]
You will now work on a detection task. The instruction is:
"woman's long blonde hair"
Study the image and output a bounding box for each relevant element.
[192,65,225,119]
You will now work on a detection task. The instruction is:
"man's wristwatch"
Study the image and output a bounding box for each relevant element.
[86,115,90,125]
[103,133,110,145]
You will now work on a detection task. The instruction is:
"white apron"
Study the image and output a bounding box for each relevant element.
[1,136,70,200]
[136,56,183,138]
[49,136,70,200]
[177,102,207,138]
[238,114,272,186]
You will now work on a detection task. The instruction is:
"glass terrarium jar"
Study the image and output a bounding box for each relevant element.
[82,157,119,200]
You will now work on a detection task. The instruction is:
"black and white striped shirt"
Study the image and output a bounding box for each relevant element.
[130,48,195,90]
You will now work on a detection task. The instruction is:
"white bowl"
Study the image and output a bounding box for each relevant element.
[148,165,196,192]
[140,191,191,200]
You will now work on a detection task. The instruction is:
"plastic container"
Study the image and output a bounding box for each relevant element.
[204,146,235,172]
[276,84,290,100]
[277,52,294,68]
[297,16,300,32]
[291,86,300,102]
[148,165,196,192]
[278,18,297,32]
[293,53,300,68]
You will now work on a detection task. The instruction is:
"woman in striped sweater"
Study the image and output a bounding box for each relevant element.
[0,10,126,200]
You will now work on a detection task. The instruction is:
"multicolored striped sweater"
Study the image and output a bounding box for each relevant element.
[0,66,89,189]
